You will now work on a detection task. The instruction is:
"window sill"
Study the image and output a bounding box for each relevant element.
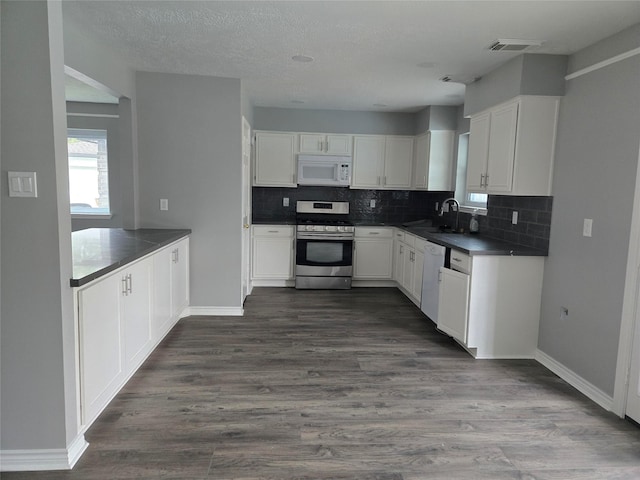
[458,206,487,216]
[71,214,113,220]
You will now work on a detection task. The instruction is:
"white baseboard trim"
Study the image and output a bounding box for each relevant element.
[0,434,89,472]
[352,280,397,287]
[185,306,244,316]
[535,349,614,412]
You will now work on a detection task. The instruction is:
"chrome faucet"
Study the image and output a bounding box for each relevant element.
[438,197,460,232]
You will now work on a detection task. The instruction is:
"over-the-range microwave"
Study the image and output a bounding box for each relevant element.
[297,154,352,187]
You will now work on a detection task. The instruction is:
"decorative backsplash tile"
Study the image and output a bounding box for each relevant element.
[252,186,453,224]
[253,187,552,253]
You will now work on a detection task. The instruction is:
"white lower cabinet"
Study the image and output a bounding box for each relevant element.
[437,249,544,359]
[152,238,189,339]
[77,237,190,428]
[251,225,295,285]
[353,227,393,280]
[394,230,425,306]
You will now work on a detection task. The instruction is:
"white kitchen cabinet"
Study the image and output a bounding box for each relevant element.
[299,133,352,155]
[352,135,385,188]
[251,225,295,285]
[152,238,190,339]
[79,256,153,425]
[78,272,124,425]
[352,135,413,190]
[383,136,414,189]
[353,227,393,280]
[254,131,297,187]
[436,249,545,359]
[437,266,470,343]
[77,236,190,428]
[466,96,560,196]
[393,231,424,306]
[413,131,455,190]
[122,258,153,372]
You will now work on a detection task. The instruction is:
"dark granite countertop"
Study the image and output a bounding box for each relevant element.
[250,220,546,256]
[71,228,191,287]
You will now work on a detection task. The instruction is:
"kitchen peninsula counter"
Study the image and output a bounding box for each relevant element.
[71,228,191,287]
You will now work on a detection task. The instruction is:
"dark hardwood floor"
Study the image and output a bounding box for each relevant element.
[6,287,640,479]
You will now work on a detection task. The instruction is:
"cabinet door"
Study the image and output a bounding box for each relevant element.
[326,134,352,155]
[252,233,294,280]
[486,101,518,193]
[413,133,430,189]
[171,238,189,318]
[401,246,415,292]
[299,134,325,153]
[437,267,470,343]
[411,249,425,300]
[78,273,123,425]
[467,112,491,192]
[352,136,385,188]
[122,258,152,371]
[384,136,413,189]
[254,132,297,187]
[152,246,173,338]
[353,238,393,279]
[393,240,405,283]
[427,131,455,191]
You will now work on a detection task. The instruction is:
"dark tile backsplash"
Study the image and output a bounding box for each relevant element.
[252,186,453,224]
[253,187,552,253]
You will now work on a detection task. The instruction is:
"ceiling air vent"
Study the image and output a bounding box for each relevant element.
[488,39,542,52]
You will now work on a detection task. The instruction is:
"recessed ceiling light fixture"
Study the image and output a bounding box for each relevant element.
[488,38,543,52]
[291,100,305,104]
[417,61,437,69]
[373,103,388,108]
[292,55,314,63]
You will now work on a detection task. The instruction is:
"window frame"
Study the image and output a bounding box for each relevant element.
[454,132,487,215]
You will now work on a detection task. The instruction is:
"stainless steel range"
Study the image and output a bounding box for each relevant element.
[295,201,354,289]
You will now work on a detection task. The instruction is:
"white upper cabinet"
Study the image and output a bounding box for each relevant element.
[352,135,386,188]
[413,130,455,191]
[466,96,560,196]
[384,136,414,189]
[254,131,297,187]
[352,135,413,189]
[299,133,352,155]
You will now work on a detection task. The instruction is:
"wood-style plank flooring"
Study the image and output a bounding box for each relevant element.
[6,287,640,479]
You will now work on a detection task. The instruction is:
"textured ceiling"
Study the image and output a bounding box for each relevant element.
[62,1,640,112]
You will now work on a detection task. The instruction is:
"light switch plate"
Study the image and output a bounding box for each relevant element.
[160,198,169,211]
[283,197,289,207]
[370,199,376,208]
[512,211,518,225]
[8,172,38,198]
[583,218,593,237]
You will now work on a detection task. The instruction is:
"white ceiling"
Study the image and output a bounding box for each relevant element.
[62,1,640,112]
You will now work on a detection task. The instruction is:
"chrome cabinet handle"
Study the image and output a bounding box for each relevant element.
[369,232,380,235]
[452,257,462,262]
[480,173,485,187]
[122,276,128,296]
[485,173,489,186]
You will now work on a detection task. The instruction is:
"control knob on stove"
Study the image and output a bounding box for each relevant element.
[337,226,345,232]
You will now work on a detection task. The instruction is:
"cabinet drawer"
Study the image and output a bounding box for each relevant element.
[355,227,393,238]
[252,225,294,237]
[414,237,427,253]
[449,249,471,273]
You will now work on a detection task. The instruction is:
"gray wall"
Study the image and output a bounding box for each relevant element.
[253,107,415,135]
[569,24,640,74]
[538,33,640,396]
[1,0,77,450]
[414,106,458,134]
[67,102,123,231]
[136,72,244,308]
[465,54,567,116]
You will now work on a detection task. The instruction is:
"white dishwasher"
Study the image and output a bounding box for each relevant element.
[420,241,446,323]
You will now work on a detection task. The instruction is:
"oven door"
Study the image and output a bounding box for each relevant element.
[295,237,353,277]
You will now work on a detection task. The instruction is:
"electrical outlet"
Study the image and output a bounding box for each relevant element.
[435,202,439,211]
[512,211,518,225]
[583,218,593,237]
[283,197,289,207]
[370,199,376,208]
[160,199,168,211]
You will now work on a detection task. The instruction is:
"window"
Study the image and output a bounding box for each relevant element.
[68,129,110,215]
[454,132,487,211]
